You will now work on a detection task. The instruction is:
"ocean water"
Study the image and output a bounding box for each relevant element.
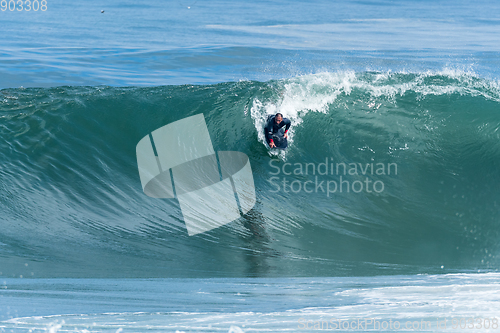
[1,0,500,332]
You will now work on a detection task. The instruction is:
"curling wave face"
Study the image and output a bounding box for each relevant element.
[1,70,499,278]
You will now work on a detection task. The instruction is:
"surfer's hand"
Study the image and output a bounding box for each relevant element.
[284,132,288,139]
[269,141,276,148]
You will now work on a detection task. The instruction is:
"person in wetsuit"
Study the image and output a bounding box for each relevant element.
[265,113,291,148]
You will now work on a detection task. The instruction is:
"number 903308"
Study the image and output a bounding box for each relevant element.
[1,0,47,11]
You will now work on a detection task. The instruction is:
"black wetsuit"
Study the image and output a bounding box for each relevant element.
[265,115,291,147]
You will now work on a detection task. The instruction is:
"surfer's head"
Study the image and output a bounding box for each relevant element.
[275,113,283,124]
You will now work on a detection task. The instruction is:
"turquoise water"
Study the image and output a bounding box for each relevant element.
[1,73,499,278]
[1,0,500,332]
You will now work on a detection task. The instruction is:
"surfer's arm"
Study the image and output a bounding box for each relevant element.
[265,122,274,144]
[265,128,276,147]
[283,118,291,132]
[267,129,276,148]
[283,118,291,137]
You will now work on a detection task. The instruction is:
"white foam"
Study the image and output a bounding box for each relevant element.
[250,70,500,152]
